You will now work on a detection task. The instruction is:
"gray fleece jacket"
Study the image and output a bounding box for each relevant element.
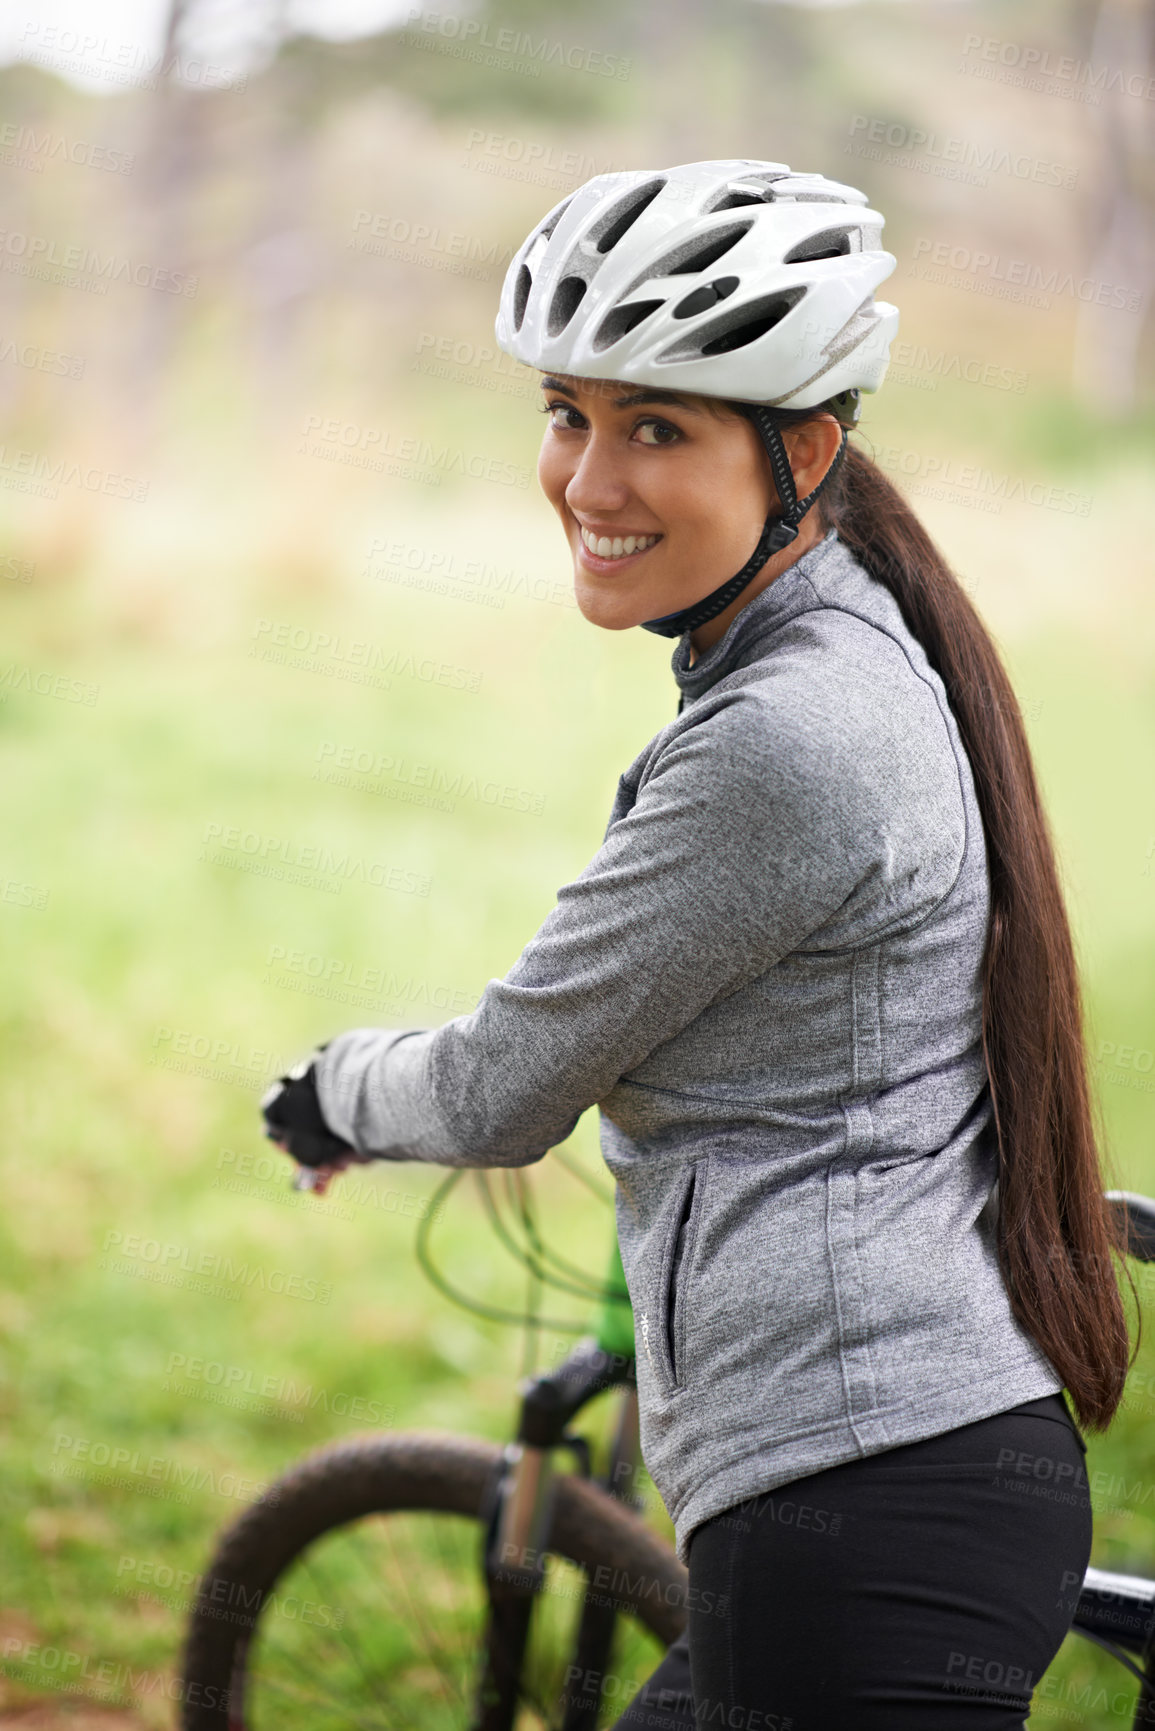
[315,527,1063,1562]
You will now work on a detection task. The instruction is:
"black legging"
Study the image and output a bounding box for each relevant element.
[610,1394,1092,1730]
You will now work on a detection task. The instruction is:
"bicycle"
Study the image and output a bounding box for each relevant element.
[178,1183,1155,1729]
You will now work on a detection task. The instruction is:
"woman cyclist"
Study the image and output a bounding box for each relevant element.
[262,159,1130,1729]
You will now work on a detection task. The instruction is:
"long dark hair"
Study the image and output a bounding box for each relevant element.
[756,411,1135,1431]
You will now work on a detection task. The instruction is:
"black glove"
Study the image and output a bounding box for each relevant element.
[261,1049,358,1169]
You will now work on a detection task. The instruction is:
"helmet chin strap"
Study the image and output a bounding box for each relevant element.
[639,409,849,639]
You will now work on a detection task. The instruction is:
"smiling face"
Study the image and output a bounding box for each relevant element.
[537,373,846,651]
[537,372,781,637]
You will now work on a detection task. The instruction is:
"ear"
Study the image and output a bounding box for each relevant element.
[780,415,844,501]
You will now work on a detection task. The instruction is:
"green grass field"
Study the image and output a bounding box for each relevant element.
[1,426,1154,1726]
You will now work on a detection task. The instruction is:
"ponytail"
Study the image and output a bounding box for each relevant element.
[814,439,1134,1430]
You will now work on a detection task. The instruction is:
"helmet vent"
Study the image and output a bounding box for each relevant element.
[547,275,588,336]
[673,275,739,319]
[709,190,767,212]
[592,299,665,352]
[700,292,803,355]
[512,264,532,332]
[655,221,753,278]
[783,228,855,265]
[656,288,805,360]
[591,178,666,255]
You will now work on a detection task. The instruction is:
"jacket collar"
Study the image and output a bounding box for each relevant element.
[670,529,849,705]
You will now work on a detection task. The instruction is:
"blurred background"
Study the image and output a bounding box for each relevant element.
[1,0,1153,1723]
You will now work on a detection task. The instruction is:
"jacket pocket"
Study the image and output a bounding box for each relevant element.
[650,1162,704,1394]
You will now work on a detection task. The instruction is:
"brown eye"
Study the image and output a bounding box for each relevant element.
[542,402,584,431]
[635,419,681,446]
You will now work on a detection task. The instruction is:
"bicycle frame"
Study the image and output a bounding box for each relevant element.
[472,1192,1155,1730]
[261,1168,1155,1726]
[476,1336,641,1731]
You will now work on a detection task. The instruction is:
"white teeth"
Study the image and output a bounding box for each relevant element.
[580,527,660,560]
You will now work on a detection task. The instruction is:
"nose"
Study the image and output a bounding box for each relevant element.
[563,429,633,522]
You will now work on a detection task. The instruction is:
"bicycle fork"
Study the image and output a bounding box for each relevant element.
[476,1438,557,1730]
[473,1338,639,1731]
[558,1379,643,1731]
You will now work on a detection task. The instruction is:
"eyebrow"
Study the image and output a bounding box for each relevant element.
[540,375,706,415]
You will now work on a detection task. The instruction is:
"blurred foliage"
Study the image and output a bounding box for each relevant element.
[0,0,1153,1724]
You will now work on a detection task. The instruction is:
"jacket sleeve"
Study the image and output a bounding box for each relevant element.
[312,682,949,1166]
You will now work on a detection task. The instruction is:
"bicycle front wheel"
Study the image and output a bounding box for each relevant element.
[178,1430,686,1730]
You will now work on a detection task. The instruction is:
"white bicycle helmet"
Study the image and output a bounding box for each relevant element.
[494,159,899,636]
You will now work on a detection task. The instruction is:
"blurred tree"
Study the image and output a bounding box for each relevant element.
[1071,0,1154,416]
[235,54,326,429]
[124,0,204,456]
